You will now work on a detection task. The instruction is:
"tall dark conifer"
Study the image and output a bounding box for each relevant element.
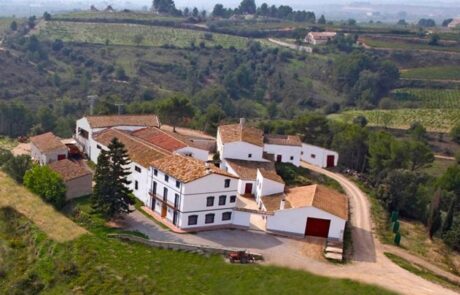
[92,150,112,215]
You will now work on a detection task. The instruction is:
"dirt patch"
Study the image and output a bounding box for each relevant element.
[300,237,326,260]
[11,143,30,156]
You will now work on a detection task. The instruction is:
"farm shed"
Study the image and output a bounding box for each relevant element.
[49,159,93,200]
[301,143,338,168]
[264,185,348,241]
[30,132,68,165]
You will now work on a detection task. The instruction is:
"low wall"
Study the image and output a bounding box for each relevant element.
[108,233,264,260]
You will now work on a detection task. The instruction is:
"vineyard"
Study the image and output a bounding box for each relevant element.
[392,88,460,108]
[330,108,460,132]
[401,66,460,80]
[55,11,185,22]
[362,36,460,53]
[37,21,250,49]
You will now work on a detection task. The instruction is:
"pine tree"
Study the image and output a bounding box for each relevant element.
[92,139,134,219]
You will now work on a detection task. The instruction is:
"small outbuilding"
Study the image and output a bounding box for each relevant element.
[30,132,68,165]
[301,143,338,168]
[49,159,93,200]
[263,184,348,241]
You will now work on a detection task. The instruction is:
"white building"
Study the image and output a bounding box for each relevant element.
[30,132,68,165]
[75,114,160,158]
[262,185,348,240]
[305,32,337,45]
[148,154,240,230]
[264,134,302,167]
[301,143,339,168]
[48,159,93,200]
[255,168,285,205]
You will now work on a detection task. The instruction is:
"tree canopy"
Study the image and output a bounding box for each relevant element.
[24,165,66,208]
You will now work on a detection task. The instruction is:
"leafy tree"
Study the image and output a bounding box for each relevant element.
[331,123,368,172]
[292,113,332,147]
[43,11,51,21]
[152,0,178,15]
[0,148,13,167]
[406,140,434,171]
[158,96,194,132]
[353,115,368,127]
[37,107,57,132]
[0,102,34,137]
[439,164,460,196]
[192,7,199,17]
[368,132,407,182]
[443,219,460,251]
[10,20,17,31]
[408,122,427,141]
[115,66,128,81]
[418,18,436,27]
[317,15,326,24]
[212,4,226,17]
[428,34,440,46]
[2,155,32,183]
[397,19,407,26]
[24,165,66,208]
[133,34,144,46]
[450,123,460,144]
[442,18,453,27]
[442,195,457,233]
[239,0,256,14]
[92,139,135,219]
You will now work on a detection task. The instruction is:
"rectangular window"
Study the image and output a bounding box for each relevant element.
[205,213,215,224]
[165,174,169,182]
[311,154,316,159]
[154,169,158,176]
[290,156,294,160]
[219,195,226,206]
[174,194,180,208]
[248,153,252,158]
[206,196,214,207]
[176,180,180,188]
[135,180,138,190]
[188,215,198,225]
[222,212,232,221]
[163,188,168,201]
[135,166,141,173]
[230,195,236,203]
[224,179,230,188]
[96,144,102,150]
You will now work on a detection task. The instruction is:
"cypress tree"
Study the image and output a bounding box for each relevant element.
[92,150,112,215]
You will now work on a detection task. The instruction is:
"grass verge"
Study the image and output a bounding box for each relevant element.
[384,252,460,292]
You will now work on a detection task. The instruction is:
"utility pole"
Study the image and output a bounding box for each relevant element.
[87,95,98,115]
[114,103,125,115]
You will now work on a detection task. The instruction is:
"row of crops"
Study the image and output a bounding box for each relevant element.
[392,88,460,108]
[400,66,460,80]
[329,108,460,132]
[37,21,249,49]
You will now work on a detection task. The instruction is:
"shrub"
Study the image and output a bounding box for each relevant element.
[451,123,460,144]
[24,165,66,208]
[2,155,32,183]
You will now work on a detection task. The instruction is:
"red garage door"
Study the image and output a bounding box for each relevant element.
[305,218,330,238]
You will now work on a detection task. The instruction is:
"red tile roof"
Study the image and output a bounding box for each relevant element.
[131,127,187,152]
[225,159,276,181]
[218,123,264,147]
[48,159,92,181]
[264,134,302,146]
[30,132,67,153]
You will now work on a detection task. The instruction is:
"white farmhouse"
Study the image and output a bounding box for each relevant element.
[305,32,337,45]
[264,134,302,167]
[301,143,339,168]
[217,119,266,162]
[148,154,240,230]
[262,185,348,240]
[30,132,68,165]
[75,114,160,159]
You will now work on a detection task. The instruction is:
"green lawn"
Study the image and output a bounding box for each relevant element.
[0,200,395,294]
[37,21,250,49]
[401,66,460,81]
[329,108,460,133]
[391,88,460,108]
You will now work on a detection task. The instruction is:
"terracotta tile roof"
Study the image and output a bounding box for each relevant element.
[94,129,168,167]
[225,159,275,180]
[131,127,187,152]
[259,168,285,184]
[284,185,348,220]
[264,134,302,146]
[309,32,337,39]
[151,155,238,183]
[30,132,67,153]
[218,124,264,147]
[86,115,160,128]
[162,130,216,151]
[160,124,215,140]
[48,159,92,181]
[262,193,289,212]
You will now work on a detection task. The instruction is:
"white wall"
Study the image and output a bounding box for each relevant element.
[301,143,339,168]
[220,141,265,162]
[233,211,251,228]
[129,163,150,205]
[263,144,301,167]
[255,170,285,203]
[30,143,67,165]
[175,146,209,162]
[266,206,346,240]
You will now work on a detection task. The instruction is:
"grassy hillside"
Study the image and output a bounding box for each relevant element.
[56,11,185,23]
[0,193,395,294]
[330,108,460,132]
[391,88,460,108]
[401,66,460,81]
[362,36,460,53]
[37,21,250,49]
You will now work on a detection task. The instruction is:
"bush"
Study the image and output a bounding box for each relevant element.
[2,155,32,183]
[23,165,66,208]
[451,123,460,144]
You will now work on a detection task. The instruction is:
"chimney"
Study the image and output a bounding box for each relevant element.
[205,162,211,174]
[280,199,285,210]
[240,118,246,127]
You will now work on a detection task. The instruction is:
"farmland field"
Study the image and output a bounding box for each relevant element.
[392,88,460,108]
[362,36,460,53]
[329,108,460,132]
[55,11,184,22]
[37,21,250,49]
[401,66,460,81]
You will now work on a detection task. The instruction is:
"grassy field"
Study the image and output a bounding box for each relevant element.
[0,136,17,150]
[0,196,395,294]
[330,108,460,132]
[37,21,250,49]
[56,11,184,22]
[401,66,460,81]
[392,88,460,108]
[0,172,87,242]
[362,36,460,53]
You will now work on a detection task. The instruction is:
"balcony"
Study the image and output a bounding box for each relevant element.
[149,191,178,209]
